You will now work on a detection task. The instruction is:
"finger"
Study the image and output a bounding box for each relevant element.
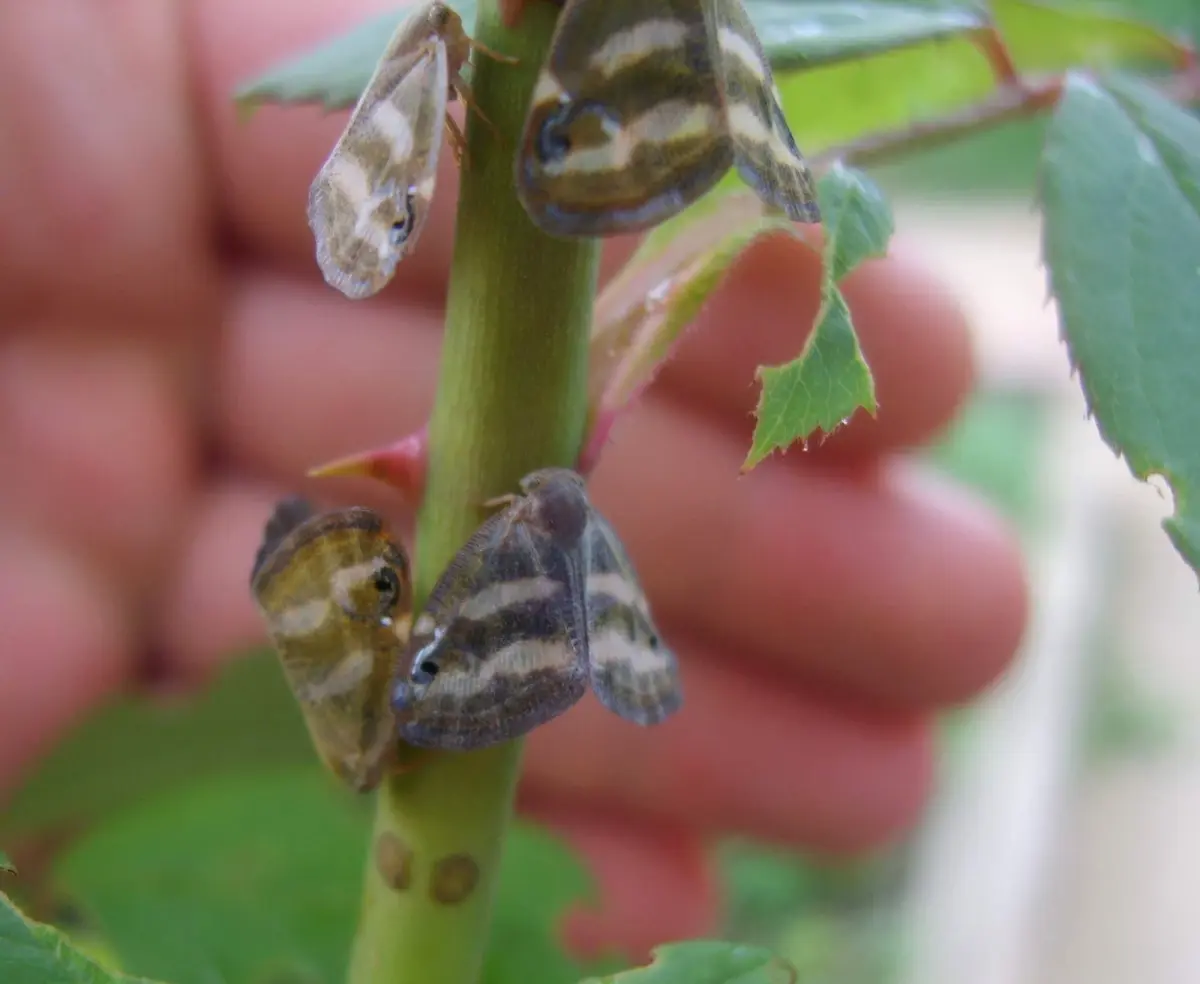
[214,271,441,476]
[0,328,198,603]
[519,803,717,963]
[0,532,130,796]
[190,0,637,296]
[589,396,1029,708]
[218,245,965,486]
[0,0,208,313]
[522,644,933,852]
[656,233,976,460]
[151,478,277,683]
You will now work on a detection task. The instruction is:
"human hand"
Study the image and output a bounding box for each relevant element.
[0,0,1026,961]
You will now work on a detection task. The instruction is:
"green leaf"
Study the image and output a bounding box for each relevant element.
[582,194,802,470]
[1040,72,1200,579]
[235,1,984,113]
[870,0,1190,197]
[3,652,312,840]
[994,0,1188,74]
[578,942,795,984]
[745,165,889,469]
[775,911,904,984]
[716,839,905,939]
[235,5,415,113]
[923,388,1051,526]
[773,0,1186,157]
[820,164,893,281]
[52,771,591,984]
[0,890,159,984]
[751,1,985,71]
[54,771,368,984]
[485,825,595,984]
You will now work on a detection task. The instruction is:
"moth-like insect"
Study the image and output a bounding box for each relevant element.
[251,497,412,792]
[392,467,681,750]
[308,1,509,299]
[516,0,821,237]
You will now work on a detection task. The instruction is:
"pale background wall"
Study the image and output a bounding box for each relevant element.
[893,200,1200,984]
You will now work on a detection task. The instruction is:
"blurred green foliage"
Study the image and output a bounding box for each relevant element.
[879,0,1197,195]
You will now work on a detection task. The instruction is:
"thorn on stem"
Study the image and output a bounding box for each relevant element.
[307,428,429,503]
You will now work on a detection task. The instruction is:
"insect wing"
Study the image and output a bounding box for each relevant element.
[516,0,733,236]
[252,503,412,791]
[307,7,449,299]
[395,510,588,751]
[251,495,314,585]
[709,0,819,223]
[583,514,682,725]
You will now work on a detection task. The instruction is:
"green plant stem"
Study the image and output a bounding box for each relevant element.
[814,61,1200,173]
[346,2,600,983]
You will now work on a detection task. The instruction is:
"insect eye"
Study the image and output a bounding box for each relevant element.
[536,111,572,163]
[648,633,660,650]
[373,567,402,610]
[412,659,440,686]
[388,189,418,247]
[535,99,613,165]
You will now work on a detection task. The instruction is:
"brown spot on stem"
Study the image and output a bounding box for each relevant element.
[429,852,479,905]
[375,832,413,891]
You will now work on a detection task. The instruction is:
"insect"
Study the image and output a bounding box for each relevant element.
[251,497,412,792]
[515,0,821,237]
[392,468,682,750]
[307,1,511,299]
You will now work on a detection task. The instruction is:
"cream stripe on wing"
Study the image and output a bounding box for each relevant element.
[447,638,578,688]
[294,648,376,703]
[457,576,562,621]
[727,102,799,164]
[717,25,768,82]
[532,73,569,105]
[588,19,690,77]
[330,557,391,599]
[368,97,417,159]
[547,101,722,175]
[585,571,645,609]
[271,598,333,637]
[321,154,373,218]
[412,612,438,638]
[589,625,673,674]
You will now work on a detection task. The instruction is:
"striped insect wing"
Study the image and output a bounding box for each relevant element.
[710,0,820,223]
[394,504,589,751]
[252,503,412,792]
[307,3,452,299]
[251,495,314,585]
[516,0,734,236]
[583,512,682,725]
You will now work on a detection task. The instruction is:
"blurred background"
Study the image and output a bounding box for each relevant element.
[709,0,1200,978]
[5,0,1200,981]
